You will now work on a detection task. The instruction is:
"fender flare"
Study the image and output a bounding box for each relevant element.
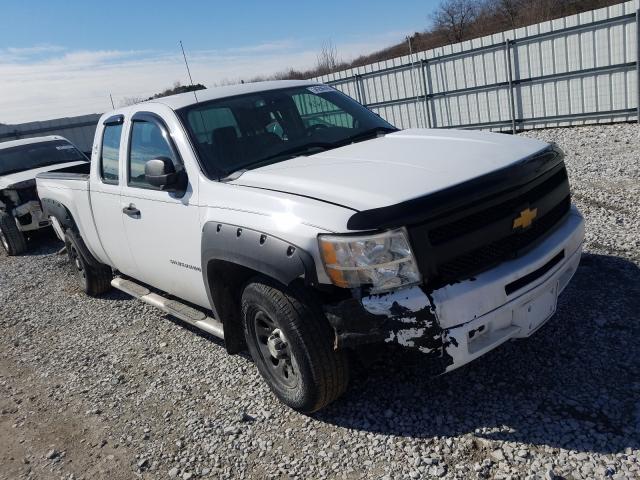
[201,221,317,296]
[201,222,318,352]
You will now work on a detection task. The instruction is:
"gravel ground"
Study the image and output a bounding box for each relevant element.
[1,123,639,480]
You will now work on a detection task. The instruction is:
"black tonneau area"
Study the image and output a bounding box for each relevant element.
[346,144,564,231]
[36,162,90,180]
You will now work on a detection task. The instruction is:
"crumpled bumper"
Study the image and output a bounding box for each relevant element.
[324,206,585,374]
[13,201,50,232]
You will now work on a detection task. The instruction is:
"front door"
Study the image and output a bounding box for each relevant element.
[89,116,138,276]
[119,113,207,307]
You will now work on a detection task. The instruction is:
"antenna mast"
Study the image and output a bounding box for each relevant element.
[179,40,199,102]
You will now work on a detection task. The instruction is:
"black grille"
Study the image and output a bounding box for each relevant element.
[409,162,572,288]
[428,168,568,245]
[436,196,570,282]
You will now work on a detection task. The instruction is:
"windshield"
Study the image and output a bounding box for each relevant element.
[177,85,397,178]
[0,139,87,176]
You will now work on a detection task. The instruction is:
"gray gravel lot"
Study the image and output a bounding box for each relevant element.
[1,123,639,480]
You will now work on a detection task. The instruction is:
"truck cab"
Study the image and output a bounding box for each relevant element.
[36,80,584,412]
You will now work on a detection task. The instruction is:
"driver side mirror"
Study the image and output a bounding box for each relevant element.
[144,157,187,193]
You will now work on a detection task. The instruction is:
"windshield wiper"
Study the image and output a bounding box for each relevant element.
[334,126,398,147]
[244,128,395,170]
[262,142,334,162]
[239,142,335,172]
[221,129,396,180]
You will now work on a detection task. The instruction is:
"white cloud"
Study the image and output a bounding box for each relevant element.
[0,44,66,63]
[52,49,147,66]
[0,34,399,124]
[5,44,66,55]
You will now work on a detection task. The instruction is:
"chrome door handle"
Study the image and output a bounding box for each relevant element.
[122,204,140,217]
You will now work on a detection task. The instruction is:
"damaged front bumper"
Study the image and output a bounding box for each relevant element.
[324,206,585,374]
[13,201,50,232]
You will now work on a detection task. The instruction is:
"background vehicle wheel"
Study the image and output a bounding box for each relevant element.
[241,278,349,413]
[0,212,27,256]
[64,230,112,296]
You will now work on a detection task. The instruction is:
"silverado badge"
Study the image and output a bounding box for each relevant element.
[513,207,538,230]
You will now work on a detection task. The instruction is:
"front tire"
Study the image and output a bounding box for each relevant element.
[241,278,349,413]
[0,212,27,256]
[64,230,112,296]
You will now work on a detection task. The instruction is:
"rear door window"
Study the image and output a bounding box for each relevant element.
[101,124,122,184]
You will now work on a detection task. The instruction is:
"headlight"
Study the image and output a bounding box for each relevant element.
[318,228,421,293]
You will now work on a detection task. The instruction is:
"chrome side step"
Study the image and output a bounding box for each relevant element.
[111,277,224,339]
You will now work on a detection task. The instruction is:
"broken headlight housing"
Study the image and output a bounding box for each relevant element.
[318,228,422,293]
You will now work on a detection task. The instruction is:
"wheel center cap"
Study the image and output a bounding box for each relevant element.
[266,328,287,359]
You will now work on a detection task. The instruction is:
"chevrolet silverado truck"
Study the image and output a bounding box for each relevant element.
[36,80,584,412]
[0,136,88,255]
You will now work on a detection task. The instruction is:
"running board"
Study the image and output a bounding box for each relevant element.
[111,277,224,339]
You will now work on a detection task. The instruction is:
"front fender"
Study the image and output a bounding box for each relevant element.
[201,221,317,289]
[201,221,318,353]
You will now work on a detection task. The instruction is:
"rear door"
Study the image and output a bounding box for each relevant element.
[119,110,206,307]
[89,115,138,275]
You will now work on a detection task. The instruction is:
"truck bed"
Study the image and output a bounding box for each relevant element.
[36,166,108,265]
[35,161,90,180]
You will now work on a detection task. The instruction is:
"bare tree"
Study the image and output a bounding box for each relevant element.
[316,40,340,75]
[432,0,480,43]
[491,0,522,28]
[119,96,144,107]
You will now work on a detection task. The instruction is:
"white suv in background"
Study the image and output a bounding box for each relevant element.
[0,136,88,255]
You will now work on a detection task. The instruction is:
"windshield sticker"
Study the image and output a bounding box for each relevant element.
[307,85,335,94]
[56,145,75,150]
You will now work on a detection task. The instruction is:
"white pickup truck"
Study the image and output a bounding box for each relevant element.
[36,80,584,412]
[0,136,88,255]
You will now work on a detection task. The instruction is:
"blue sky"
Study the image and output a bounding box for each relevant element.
[0,0,440,123]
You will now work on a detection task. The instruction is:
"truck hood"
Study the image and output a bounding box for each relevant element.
[232,129,550,211]
[0,161,86,189]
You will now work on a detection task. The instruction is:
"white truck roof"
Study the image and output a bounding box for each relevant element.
[0,135,66,150]
[147,80,318,110]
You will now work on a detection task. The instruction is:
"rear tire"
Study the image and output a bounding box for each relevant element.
[241,278,349,413]
[64,229,112,296]
[0,212,27,256]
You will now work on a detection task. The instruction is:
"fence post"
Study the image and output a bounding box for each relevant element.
[407,36,425,128]
[504,39,517,133]
[636,8,639,124]
[426,60,438,128]
[420,60,433,128]
[355,74,366,106]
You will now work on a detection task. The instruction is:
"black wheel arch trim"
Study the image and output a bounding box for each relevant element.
[201,221,317,295]
[201,222,318,353]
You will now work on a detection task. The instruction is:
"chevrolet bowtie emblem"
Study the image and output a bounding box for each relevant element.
[513,207,538,229]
